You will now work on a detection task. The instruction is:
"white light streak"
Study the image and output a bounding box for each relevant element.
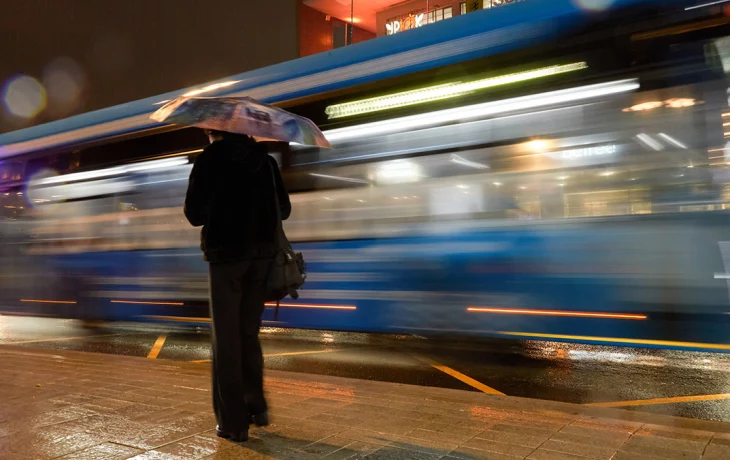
[450,154,489,169]
[685,0,730,10]
[309,173,370,184]
[324,62,588,119]
[658,133,688,149]
[182,80,241,97]
[323,79,640,144]
[636,133,663,151]
[31,157,189,186]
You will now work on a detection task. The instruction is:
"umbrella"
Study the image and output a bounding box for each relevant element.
[150,96,332,148]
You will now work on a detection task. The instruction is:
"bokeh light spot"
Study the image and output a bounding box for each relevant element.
[43,57,86,115]
[2,75,47,119]
[27,168,60,206]
[573,0,614,11]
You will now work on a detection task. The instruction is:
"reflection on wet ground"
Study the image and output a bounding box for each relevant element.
[2,315,730,422]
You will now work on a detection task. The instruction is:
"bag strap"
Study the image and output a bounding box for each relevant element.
[267,157,283,233]
[267,157,282,321]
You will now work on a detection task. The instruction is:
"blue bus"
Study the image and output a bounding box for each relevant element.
[3,0,730,352]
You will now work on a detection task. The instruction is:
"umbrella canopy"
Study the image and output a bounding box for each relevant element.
[150,96,332,148]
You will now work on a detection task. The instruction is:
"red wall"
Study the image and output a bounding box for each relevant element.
[299,3,333,58]
[299,3,376,58]
[351,22,376,45]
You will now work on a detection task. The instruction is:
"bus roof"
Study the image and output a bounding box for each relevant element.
[0,0,688,159]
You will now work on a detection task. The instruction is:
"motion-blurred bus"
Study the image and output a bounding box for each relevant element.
[2,0,730,352]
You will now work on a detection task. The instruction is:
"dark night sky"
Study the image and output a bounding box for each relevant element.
[0,0,299,134]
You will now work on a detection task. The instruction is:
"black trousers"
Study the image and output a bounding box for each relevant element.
[208,258,271,431]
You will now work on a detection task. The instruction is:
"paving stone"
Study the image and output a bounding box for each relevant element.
[308,413,366,429]
[357,416,429,436]
[416,421,484,442]
[558,424,632,445]
[618,443,703,460]
[702,443,730,460]
[623,433,707,455]
[571,416,643,434]
[488,422,558,439]
[475,428,550,449]
[365,445,443,459]
[446,445,527,460]
[610,452,668,460]
[462,438,536,458]
[56,442,144,459]
[549,430,627,450]
[301,434,357,456]
[406,426,479,445]
[154,433,238,457]
[391,433,460,454]
[538,439,617,459]
[2,345,730,460]
[635,424,714,444]
[336,427,403,446]
[324,440,382,459]
[527,449,593,460]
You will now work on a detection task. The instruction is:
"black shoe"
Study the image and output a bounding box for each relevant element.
[249,411,269,427]
[216,425,248,442]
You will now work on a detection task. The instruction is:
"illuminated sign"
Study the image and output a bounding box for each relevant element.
[386,13,425,35]
[558,144,618,160]
[325,62,588,119]
[622,98,699,112]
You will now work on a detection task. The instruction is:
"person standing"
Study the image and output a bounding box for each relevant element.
[184,129,291,442]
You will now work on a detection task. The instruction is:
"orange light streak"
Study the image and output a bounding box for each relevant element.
[20,299,77,304]
[111,300,184,306]
[466,307,646,320]
[264,302,356,310]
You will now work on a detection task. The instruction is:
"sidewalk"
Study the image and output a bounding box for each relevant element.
[1,346,729,460]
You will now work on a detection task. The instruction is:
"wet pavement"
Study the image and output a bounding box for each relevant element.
[3,315,730,424]
[3,343,730,460]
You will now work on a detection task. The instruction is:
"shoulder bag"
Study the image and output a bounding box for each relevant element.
[265,160,306,319]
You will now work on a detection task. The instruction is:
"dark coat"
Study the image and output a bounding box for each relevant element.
[184,136,291,263]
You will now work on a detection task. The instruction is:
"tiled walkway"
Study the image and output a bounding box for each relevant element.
[1,345,729,460]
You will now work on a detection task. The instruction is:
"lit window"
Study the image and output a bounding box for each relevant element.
[428,6,453,24]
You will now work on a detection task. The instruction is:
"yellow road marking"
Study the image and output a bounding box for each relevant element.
[414,355,504,396]
[499,331,730,351]
[585,393,730,408]
[191,348,347,363]
[147,335,167,359]
[265,349,339,358]
[4,333,123,345]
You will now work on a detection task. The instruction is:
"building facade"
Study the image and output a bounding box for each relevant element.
[299,0,523,57]
[0,0,523,133]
